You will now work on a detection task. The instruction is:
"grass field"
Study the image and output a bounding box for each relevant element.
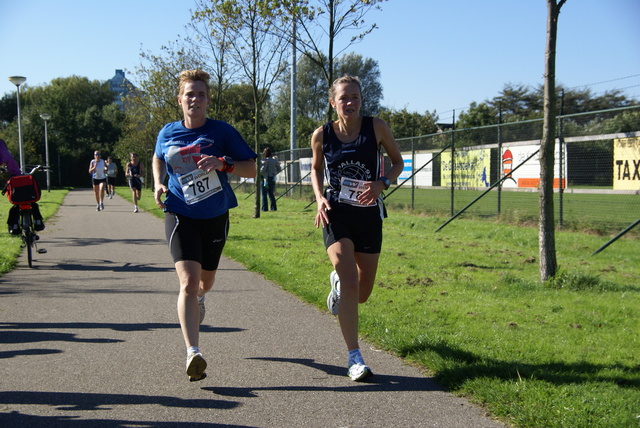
[241,181,640,235]
[3,187,639,427]
[0,189,69,274]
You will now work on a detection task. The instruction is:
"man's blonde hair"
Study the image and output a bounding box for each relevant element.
[178,70,211,98]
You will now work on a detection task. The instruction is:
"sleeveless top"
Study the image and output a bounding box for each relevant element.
[322,116,385,220]
[92,159,106,179]
[128,162,141,179]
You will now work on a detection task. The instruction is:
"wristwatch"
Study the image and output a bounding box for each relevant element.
[218,156,235,173]
[379,176,391,190]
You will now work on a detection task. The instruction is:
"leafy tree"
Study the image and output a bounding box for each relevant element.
[1,77,125,187]
[378,107,439,139]
[265,52,385,150]
[193,0,290,218]
[190,0,240,117]
[116,42,209,179]
[289,0,386,122]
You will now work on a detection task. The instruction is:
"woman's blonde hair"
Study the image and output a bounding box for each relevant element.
[178,70,211,98]
[329,75,362,100]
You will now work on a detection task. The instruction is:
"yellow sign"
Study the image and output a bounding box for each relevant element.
[613,137,640,190]
[441,149,491,187]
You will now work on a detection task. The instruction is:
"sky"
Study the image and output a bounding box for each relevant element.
[1,0,639,122]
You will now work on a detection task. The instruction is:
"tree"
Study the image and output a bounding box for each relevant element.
[539,0,567,282]
[116,42,206,176]
[190,0,240,117]
[194,0,290,218]
[378,107,439,139]
[0,77,125,187]
[290,0,386,122]
[264,52,385,150]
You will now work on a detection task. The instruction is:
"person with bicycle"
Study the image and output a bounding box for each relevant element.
[1,138,45,234]
[153,69,257,382]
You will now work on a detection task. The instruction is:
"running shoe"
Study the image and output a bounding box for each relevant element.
[134,206,139,213]
[198,296,206,324]
[96,204,101,211]
[327,270,341,315]
[186,351,207,382]
[100,202,104,210]
[347,363,373,381]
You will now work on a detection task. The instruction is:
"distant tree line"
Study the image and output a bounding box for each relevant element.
[1,0,638,189]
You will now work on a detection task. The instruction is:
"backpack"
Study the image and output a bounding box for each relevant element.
[4,174,41,205]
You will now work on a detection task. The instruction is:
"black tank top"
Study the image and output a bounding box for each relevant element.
[128,162,141,178]
[322,116,385,219]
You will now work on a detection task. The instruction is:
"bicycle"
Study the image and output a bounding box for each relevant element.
[2,165,50,268]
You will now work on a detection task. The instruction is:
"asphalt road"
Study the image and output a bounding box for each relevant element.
[0,189,505,427]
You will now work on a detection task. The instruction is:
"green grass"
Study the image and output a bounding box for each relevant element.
[0,188,69,274]
[4,187,639,427]
[223,193,640,428]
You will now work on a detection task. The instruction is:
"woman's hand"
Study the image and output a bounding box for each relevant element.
[315,197,332,228]
[357,180,385,206]
[197,155,226,173]
[154,184,167,209]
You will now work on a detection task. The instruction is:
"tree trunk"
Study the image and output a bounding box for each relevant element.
[539,0,566,282]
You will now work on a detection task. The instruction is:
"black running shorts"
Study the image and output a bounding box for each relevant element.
[165,211,229,271]
[322,207,383,254]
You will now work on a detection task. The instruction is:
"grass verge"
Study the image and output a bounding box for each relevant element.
[0,189,69,275]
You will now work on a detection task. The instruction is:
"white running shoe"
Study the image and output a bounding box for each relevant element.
[348,363,373,381]
[198,296,206,324]
[134,206,139,213]
[186,351,207,382]
[327,270,340,315]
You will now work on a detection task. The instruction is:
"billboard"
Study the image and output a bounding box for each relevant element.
[613,137,640,190]
[399,153,433,187]
[500,144,567,189]
[441,149,491,187]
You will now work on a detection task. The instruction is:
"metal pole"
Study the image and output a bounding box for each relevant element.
[40,113,51,191]
[8,76,27,173]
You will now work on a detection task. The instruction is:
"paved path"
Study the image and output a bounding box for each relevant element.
[0,189,505,427]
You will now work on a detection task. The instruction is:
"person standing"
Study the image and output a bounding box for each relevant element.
[260,147,282,211]
[88,151,107,211]
[153,69,257,382]
[105,156,118,199]
[310,75,403,381]
[126,152,144,213]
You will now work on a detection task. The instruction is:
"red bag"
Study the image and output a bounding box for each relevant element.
[5,174,41,204]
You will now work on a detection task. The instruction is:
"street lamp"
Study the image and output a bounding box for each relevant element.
[8,76,27,173]
[40,113,51,192]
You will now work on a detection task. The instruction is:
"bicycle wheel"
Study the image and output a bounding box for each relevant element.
[21,211,35,268]
[24,224,34,268]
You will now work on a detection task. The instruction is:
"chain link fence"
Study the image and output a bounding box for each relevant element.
[238,105,640,235]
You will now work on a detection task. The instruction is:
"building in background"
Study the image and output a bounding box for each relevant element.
[108,69,137,109]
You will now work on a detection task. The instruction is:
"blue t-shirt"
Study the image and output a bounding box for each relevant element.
[155,118,257,219]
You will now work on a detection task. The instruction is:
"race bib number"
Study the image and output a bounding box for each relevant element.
[179,168,222,205]
[338,177,376,207]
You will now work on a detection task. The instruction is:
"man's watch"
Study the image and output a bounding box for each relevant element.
[379,176,391,190]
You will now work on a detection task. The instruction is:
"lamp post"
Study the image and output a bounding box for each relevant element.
[8,76,27,173]
[40,113,51,192]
